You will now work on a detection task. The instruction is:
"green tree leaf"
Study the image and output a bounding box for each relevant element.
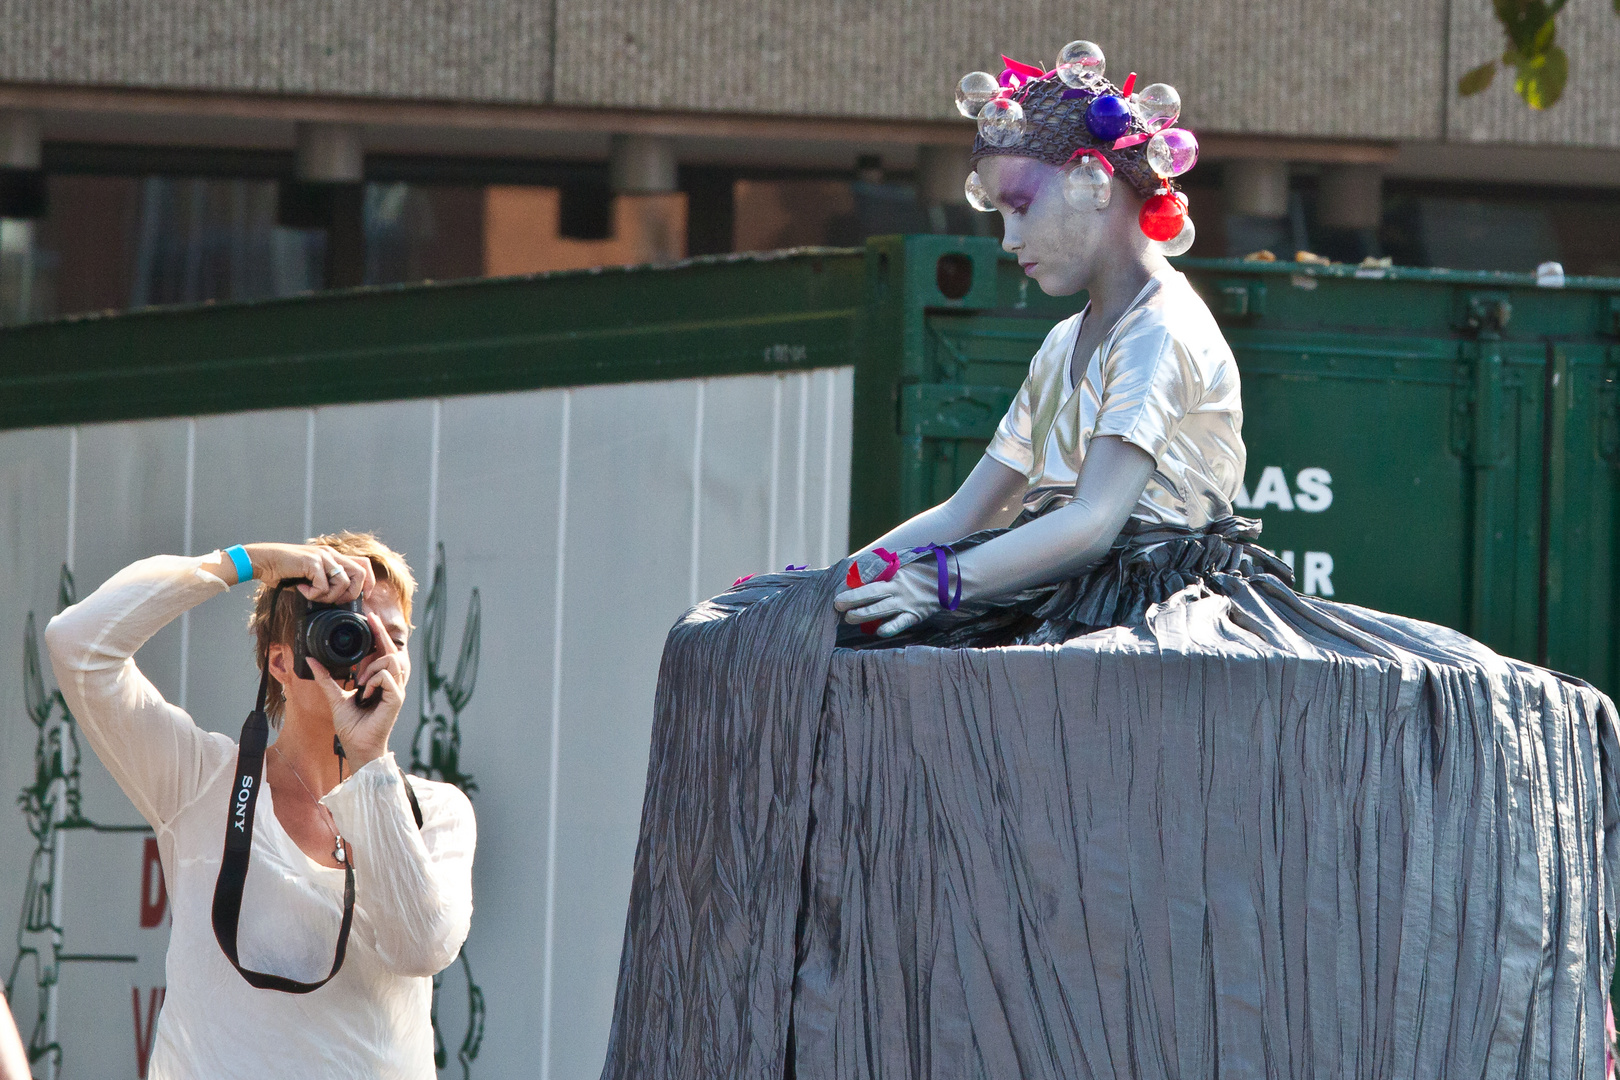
[1494,0,1552,52]
[1458,60,1498,96]
[1514,42,1569,108]
[1531,11,1558,51]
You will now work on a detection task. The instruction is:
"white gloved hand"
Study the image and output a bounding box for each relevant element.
[834,550,956,638]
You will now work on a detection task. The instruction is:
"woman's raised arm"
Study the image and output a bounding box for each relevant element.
[45,555,236,828]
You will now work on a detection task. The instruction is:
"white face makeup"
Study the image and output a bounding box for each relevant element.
[977,155,1142,297]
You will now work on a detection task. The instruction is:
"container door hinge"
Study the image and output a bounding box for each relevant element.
[1461,292,1513,335]
[1452,348,1510,467]
[1599,366,1620,467]
[1213,279,1266,322]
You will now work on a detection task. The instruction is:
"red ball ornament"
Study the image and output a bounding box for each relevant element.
[1139,191,1187,241]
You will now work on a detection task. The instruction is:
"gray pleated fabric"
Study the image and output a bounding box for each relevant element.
[602,565,1620,1080]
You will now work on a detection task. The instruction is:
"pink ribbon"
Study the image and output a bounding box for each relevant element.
[1065,147,1115,175]
[1112,133,1150,150]
[1000,55,1047,82]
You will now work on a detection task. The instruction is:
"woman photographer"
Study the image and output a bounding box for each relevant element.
[46,533,474,1079]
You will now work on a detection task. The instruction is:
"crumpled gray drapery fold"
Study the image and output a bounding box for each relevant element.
[601,562,1619,1080]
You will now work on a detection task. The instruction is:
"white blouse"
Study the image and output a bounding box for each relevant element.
[46,555,475,1080]
[985,268,1247,528]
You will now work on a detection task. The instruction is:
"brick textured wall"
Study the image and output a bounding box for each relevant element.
[2,0,1616,147]
[554,0,1447,139]
[0,0,551,102]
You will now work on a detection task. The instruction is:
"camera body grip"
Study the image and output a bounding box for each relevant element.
[293,596,373,682]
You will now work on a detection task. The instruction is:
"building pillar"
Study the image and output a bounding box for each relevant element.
[917,145,973,233]
[1316,164,1383,260]
[610,135,677,195]
[1223,159,1291,256]
[610,134,684,263]
[1318,165,1382,230]
[284,121,366,288]
[0,110,45,324]
[1,110,42,170]
[1,109,47,217]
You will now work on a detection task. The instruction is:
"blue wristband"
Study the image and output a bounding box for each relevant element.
[224,545,253,585]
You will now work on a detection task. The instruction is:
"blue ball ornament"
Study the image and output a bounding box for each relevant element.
[1085,95,1133,142]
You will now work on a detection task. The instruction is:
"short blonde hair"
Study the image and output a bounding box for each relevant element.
[248,531,417,721]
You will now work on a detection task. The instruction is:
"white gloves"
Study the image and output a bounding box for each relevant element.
[834,546,959,638]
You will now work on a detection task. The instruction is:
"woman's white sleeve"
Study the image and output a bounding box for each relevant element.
[44,554,235,829]
[323,755,476,978]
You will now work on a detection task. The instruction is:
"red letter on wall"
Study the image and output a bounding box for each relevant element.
[140,837,167,928]
[132,986,166,1078]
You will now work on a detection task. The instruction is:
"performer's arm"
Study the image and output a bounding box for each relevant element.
[44,554,238,828]
[955,436,1153,597]
[853,454,1028,556]
[837,436,1154,636]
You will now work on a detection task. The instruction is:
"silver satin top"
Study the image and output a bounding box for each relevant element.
[985,268,1246,528]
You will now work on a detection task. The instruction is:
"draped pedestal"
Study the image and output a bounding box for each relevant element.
[602,565,1619,1080]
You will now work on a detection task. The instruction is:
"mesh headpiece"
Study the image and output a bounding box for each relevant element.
[957,44,1201,249]
[970,73,1162,199]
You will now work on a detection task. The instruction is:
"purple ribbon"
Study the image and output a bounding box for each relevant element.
[910,543,962,611]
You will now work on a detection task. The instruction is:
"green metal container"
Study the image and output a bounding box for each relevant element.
[0,248,867,426]
[3,236,1617,696]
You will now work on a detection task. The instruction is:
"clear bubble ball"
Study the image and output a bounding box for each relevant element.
[1063,158,1113,211]
[1056,40,1106,88]
[964,170,995,212]
[1145,128,1200,177]
[976,97,1027,148]
[955,71,999,118]
[1132,82,1181,132]
[1159,215,1196,256]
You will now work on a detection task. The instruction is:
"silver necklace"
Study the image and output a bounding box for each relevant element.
[272,745,348,865]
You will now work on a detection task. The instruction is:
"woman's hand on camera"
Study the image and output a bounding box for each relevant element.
[238,543,375,602]
[307,609,408,767]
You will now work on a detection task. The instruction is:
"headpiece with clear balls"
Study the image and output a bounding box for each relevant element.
[956,41,1199,256]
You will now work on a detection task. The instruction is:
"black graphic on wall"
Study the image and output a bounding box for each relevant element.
[7,567,151,1080]
[409,544,486,1079]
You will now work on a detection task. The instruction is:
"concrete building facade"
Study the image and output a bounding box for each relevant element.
[1,0,1617,321]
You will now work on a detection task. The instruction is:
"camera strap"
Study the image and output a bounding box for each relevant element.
[212,660,424,993]
[212,664,355,993]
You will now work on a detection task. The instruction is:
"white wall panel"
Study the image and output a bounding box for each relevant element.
[309,400,437,766]
[0,427,72,802]
[185,409,310,737]
[71,420,190,826]
[548,379,700,1080]
[0,368,854,1080]
[433,388,568,1080]
[0,428,74,1077]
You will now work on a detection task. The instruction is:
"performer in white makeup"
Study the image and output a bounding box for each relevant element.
[831,48,1247,639]
[604,41,1619,1080]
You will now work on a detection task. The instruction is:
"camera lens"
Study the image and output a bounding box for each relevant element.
[328,622,366,660]
[306,608,373,673]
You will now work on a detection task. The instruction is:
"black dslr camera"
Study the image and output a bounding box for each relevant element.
[294,596,374,683]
